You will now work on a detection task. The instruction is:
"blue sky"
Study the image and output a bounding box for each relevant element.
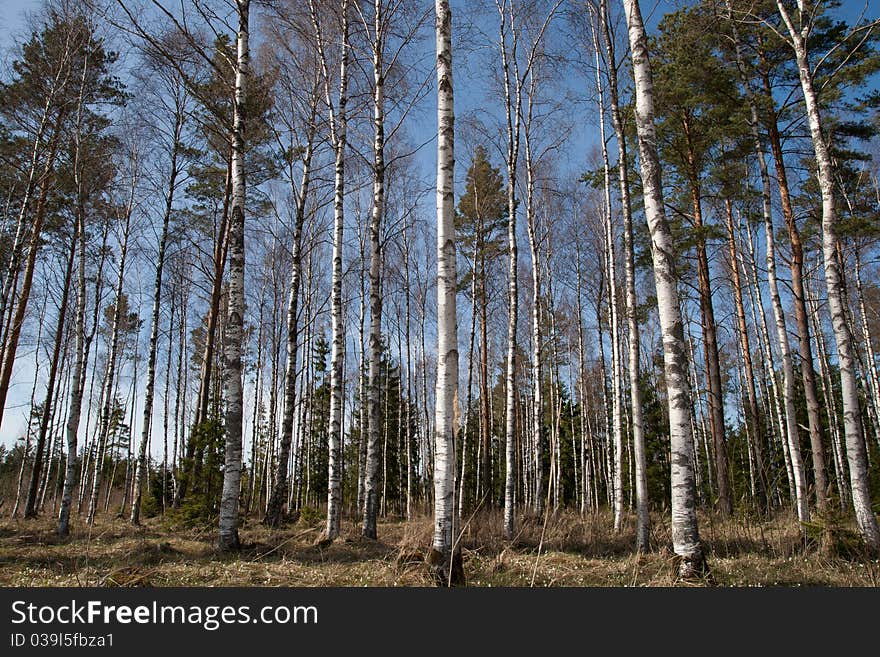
[0,0,41,46]
[0,0,878,452]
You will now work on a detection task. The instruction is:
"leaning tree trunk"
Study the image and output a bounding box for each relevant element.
[758,49,828,514]
[0,117,63,434]
[217,0,250,553]
[621,0,705,578]
[600,0,649,549]
[777,0,880,551]
[24,219,77,518]
[174,165,230,508]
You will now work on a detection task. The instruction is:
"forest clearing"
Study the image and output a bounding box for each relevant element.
[2,510,878,587]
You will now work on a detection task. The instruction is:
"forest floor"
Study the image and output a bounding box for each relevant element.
[1,509,878,586]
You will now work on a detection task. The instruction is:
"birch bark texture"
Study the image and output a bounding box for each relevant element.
[599,0,650,550]
[620,0,706,576]
[363,0,387,540]
[775,0,880,551]
[218,0,249,552]
[498,0,521,540]
[322,0,350,543]
[430,0,462,585]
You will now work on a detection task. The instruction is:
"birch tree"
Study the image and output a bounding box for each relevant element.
[774,0,880,551]
[217,0,249,552]
[131,50,188,525]
[318,0,350,542]
[429,0,462,585]
[621,0,706,577]
[599,0,649,549]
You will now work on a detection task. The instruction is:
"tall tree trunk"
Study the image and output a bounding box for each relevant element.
[403,225,414,519]
[12,296,48,517]
[265,90,319,528]
[357,221,368,516]
[574,237,592,514]
[0,117,63,433]
[590,19,624,529]
[217,0,250,552]
[460,255,477,518]
[363,0,386,540]
[622,0,705,577]
[131,109,183,525]
[318,0,349,541]
[430,0,461,584]
[681,123,731,517]
[777,0,880,550]
[600,0,649,549]
[174,165,231,507]
[524,87,544,519]
[724,198,767,511]
[731,30,808,521]
[499,0,521,541]
[807,271,849,510]
[758,48,828,513]
[24,221,77,518]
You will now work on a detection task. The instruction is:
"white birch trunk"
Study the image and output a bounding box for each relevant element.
[218,0,249,552]
[321,0,349,542]
[734,36,809,520]
[600,0,649,548]
[590,19,624,531]
[499,0,521,540]
[523,81,543,519]
[777,0,880,550]
[621,0,705,576]
[430,0,460,583]
[363,0,386,540]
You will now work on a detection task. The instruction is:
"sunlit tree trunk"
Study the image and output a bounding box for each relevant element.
[590,16,623,530]
[757,44,828,513]
[600,0,649,549]
[498,0,521,540]
[430,0,461,584]
[777,0,880,550]
[320,0,349,541]
[131,105,184,525]
[265,86,318,527]
[621,0,705,577]
[363,0,387,540]
[217,0,250,552]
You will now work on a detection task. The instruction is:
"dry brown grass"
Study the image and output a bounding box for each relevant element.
[0,508,877,587]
